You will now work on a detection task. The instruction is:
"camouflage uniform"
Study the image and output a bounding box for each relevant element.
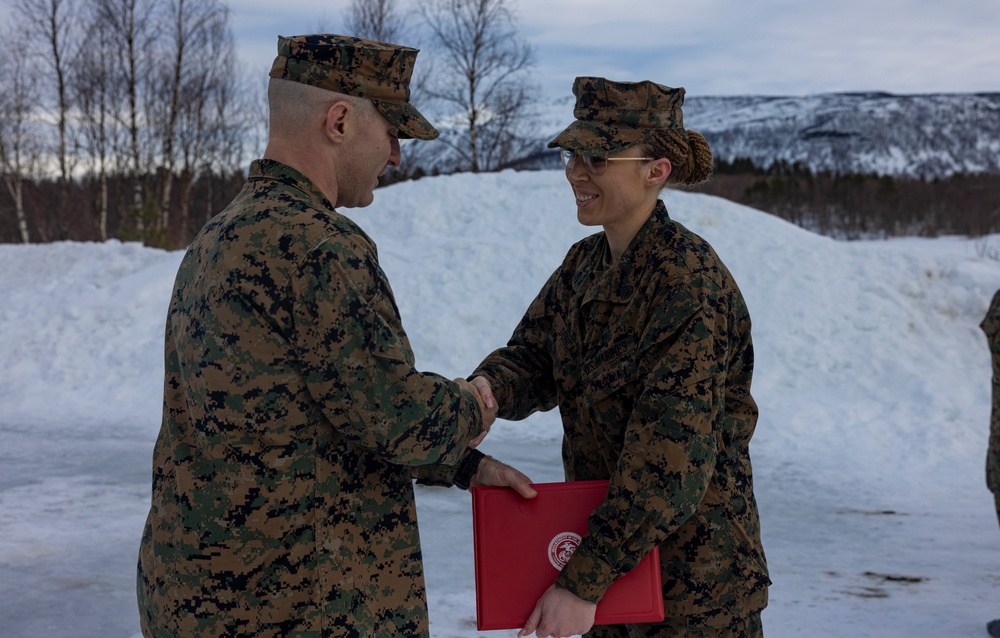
[473,78,769,636]
[138,35,480,638]
[982,289,1000,522]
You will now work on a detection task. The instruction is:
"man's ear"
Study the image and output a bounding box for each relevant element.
[324,101,351,143]
[647,158,672,188]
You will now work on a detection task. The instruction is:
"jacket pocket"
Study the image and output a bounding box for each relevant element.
[581,336,638,403]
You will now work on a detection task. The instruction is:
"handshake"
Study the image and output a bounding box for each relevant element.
[454,376,498,449]
[452,375,536,500]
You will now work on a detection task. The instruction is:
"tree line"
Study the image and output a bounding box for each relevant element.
[688,158,1000,240]
[0,0,537,247]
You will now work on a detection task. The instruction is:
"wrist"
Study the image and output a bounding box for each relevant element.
[453,449,486,490]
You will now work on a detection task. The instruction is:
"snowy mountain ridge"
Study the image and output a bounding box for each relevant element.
[517,91,1000,179]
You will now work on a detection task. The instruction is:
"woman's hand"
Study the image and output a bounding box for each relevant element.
[518,584,596,638]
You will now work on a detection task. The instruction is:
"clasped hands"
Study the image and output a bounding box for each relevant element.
[453,375,536,500]
[454,375,499,448]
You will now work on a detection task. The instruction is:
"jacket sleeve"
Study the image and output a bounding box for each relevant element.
[470,268,562,420]
[556,271,729,602]
[408,450,476,486]
[291,235,483,468]
[983,289,1000,493]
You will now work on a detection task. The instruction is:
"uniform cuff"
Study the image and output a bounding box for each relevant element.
[449,386,485,464]
[453,449,485,490]
[554,544,618,604]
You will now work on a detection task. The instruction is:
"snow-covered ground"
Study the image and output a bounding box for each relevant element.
[1,169,998,637]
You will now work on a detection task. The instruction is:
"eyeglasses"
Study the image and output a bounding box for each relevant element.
[560,149,654,175]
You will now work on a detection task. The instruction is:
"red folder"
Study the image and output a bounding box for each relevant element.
[471,480,664,631]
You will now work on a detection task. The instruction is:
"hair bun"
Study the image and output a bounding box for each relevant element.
[682,130,713,185]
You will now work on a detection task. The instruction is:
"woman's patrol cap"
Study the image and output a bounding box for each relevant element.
[548,77,686,155]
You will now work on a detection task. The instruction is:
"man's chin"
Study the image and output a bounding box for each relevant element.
[340,192,376,209]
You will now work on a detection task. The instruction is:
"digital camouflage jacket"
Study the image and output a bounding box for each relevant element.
[982,289,1000,494]
[473,201,770,620]
[137,160,483,637]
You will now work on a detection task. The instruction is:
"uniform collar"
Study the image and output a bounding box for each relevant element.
[574,200,670,303]
[250,159,335,211]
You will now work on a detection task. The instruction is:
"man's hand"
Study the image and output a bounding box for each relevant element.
[470,456,537,499]
[455,377,497,447]
[466,376,497,447]
[518,584,596,638]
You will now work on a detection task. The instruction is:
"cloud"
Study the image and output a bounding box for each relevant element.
[219,0,1000,96]
[517,0,1000,95]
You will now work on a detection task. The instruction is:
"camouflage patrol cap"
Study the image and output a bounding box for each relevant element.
[548,77,685,155]
[269,34,439,140]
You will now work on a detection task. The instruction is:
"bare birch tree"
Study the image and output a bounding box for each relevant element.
[72,8,122,240]
[197,67,261,227]
[346,0,407,44]
[418,0,537,173]
[172,7,238,238]
[12,0,79,238]
[0,29,43,243]
[151,0,229,236]
[93,0,158,235]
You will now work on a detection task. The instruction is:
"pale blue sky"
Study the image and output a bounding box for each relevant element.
[0,0,996,98]
[227,0,1000,98]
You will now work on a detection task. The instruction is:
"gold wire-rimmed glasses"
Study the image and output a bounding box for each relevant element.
[560,149,654,175]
